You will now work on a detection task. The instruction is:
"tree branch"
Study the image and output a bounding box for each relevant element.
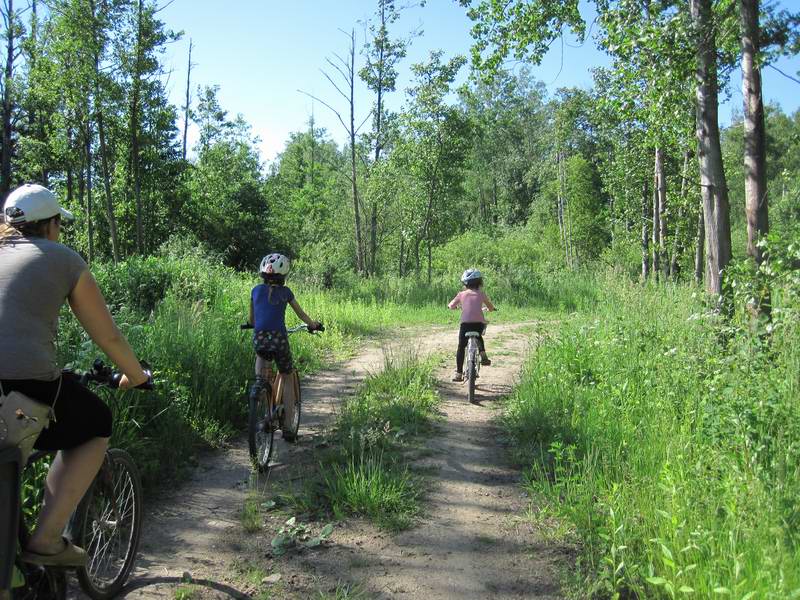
[297,89,350,134]
[768,63,800,85]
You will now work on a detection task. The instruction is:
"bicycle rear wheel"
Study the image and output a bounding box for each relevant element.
[248,382,274,472]
[74,448,142,600]
[281,372,302,442]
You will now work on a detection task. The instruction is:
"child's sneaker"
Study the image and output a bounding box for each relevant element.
[452,370,464,382]
[480,352,492,366]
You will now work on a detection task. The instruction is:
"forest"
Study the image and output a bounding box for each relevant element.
[2,0,800,598]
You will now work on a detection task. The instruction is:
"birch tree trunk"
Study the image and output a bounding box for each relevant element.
[740,0,768,264]
[691,0,732,297]
[1,0,14,203]
[642,178,650,280]
[670,150,692,278]
[130,0,144,254]
[182,39,193,161]
[694,198,704,285]
[652,147,662,281]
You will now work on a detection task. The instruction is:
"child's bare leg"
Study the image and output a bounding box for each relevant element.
[255,356,270,379]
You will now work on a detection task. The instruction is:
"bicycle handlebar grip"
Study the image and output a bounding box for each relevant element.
[240,323,254,330]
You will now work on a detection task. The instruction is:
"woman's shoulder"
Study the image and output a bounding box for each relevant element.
[40,239,87,269]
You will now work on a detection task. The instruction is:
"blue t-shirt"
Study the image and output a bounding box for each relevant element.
[252,284,295,334]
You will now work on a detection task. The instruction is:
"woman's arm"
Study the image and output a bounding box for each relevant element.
[289,299,320,329]
[68,270,148,388]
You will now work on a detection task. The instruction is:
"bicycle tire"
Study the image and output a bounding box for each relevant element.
[248,383,274,472]
[74,449,142,600]
[281,372,302,443]
[467,339,477,403]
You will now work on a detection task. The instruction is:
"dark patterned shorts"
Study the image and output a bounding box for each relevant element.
[253,330,293,374]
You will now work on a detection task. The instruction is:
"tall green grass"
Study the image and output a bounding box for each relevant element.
[505,274,800,598]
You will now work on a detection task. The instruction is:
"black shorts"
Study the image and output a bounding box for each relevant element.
[0,372,112,451]
[253,330,294,374]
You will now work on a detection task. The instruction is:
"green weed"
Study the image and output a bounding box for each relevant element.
[316,581,371,599]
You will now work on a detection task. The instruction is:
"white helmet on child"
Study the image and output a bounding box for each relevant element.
[260,253,291,276]
[461,268,482,284]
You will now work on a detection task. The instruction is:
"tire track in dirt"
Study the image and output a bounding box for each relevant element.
[83,321,569,599]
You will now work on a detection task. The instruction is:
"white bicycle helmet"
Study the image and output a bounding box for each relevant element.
[260,253,291,276]
[461,268,482,284]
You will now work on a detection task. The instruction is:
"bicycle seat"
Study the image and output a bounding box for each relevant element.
[465,331,481,338]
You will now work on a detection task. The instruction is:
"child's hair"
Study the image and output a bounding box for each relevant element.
[465,277,483,290]
[261,273,286,285]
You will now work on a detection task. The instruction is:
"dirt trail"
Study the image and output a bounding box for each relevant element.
[95,322,567,599]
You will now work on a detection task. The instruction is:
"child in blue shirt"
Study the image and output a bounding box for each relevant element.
[249,253,321,375]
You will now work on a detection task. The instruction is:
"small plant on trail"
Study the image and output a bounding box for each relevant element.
[173,586,196,600]
[316,581,370,599]
[270,517,334,556]
[241,491,263,533]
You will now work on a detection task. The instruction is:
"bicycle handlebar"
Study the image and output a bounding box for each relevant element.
[240,322,325,333]
[77,359,155,390]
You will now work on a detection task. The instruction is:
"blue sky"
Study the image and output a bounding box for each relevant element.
[155,1,800,163]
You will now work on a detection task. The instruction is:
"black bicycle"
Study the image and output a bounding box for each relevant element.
[240,323,324,472]
[1,360,153,600]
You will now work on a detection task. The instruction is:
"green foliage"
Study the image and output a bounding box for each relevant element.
[563,155,610,263]
[270,517,334,556]
[505,269,800,598]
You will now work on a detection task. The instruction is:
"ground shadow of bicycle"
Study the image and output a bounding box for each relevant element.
[117,576,251,599]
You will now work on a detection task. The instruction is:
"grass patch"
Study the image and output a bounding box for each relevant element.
[276,352,440,532]
[322,451,419,531]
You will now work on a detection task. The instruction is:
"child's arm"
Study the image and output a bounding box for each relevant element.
[447,292,462,310]
[483,293,496,311]
[289,299,321,329]
[249,297,255,325]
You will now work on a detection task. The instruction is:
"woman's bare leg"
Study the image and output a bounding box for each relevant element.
[27,436,109,553]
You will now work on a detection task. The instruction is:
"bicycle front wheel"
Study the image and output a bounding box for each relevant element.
[74,448,142,600]
[249,384,274,472]
[281,372,302,442]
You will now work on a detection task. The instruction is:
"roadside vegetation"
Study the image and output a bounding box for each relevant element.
[505,246,800,598]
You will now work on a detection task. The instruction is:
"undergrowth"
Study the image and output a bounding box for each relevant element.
[505,261,800,598]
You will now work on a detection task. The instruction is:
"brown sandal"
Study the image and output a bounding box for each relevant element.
[21,537,87,567]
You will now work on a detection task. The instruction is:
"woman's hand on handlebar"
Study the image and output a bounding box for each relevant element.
[118,363,152,389]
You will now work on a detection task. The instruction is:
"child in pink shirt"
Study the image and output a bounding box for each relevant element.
[448,269,496,382]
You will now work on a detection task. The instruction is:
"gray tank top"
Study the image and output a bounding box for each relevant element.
[0,236,87,380]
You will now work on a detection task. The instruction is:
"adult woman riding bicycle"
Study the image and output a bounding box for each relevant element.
[0,184,149,567]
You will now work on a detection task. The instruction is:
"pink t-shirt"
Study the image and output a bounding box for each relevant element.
[448,289,490,323]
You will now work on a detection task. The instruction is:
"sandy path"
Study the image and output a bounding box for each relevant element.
[74,321,568,599]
